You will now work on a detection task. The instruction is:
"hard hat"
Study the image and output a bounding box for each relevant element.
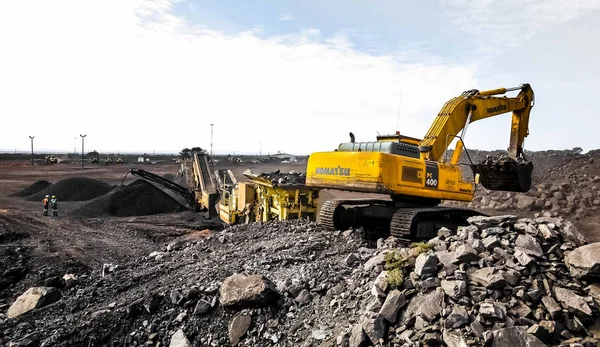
[46,195,50,198]
[52,195,56,198]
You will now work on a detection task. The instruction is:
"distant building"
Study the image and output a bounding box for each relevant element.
[269,153,296,162]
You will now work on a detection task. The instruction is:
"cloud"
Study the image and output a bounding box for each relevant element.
[439,0,600,58]
[0,0,479,154]
[278,13,293,21]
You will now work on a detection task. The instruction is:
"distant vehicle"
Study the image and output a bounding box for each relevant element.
[281,160,291,164]
[116,158,123,163]
[91,157,99,164]
[106,157,113,164]
[45,155,58,164]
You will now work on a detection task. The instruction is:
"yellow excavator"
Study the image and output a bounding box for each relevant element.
[305,83,535,242]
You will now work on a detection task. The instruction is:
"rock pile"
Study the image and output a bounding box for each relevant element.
[25,177,114,201]
[445,180,600,221]
[73,180,187,217]
[9,180,52,197]
[3,216,600,346]
[343,215,600,346]
[256,169,306,186]
[445,148,600,221]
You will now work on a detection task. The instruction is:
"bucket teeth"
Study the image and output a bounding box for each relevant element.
[470,156,533,192]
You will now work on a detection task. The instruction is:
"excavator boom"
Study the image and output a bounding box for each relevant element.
[419,83,534,162]
[419,83,535,192]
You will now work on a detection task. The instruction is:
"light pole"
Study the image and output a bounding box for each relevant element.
[210,123,214,157]
[80,134,87,169]
[74,137,77,154]
[28,136,34,166]
[260,141,262,156]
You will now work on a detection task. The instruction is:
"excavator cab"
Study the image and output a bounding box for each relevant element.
[470,155,533,192]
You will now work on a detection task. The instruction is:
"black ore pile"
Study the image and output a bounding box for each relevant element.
[259,170,306,185]
[25,177,114,201]
[9,180,52,197]
[73,179,187,217]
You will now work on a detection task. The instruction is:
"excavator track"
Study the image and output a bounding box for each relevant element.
[320,199,484,242]
[389,207,481,243]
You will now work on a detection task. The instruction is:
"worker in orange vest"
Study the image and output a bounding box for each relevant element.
[42,195,50,216]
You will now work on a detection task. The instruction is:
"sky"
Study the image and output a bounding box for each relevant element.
[1,0,599,155]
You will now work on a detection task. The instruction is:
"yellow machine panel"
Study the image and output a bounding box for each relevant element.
[306,151,473,202]
[237,182,255,211]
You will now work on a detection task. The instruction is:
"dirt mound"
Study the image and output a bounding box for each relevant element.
[9,180,52,197]
[73,179,187,217]
[25,177,114,201]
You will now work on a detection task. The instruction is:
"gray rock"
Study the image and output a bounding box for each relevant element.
[295,289,313,305]
[415,253,438,278]
[219,273,278,307]
[538,224,557,240]
[541,296,562,319]
[401,288,444,323]
[565,242,600,278]
[502,269,521,286]
[482,236,500,250]
[349,324,369,347]
[518,195,535,210]
[417,277,441,291]
[515,249,534,266]
[379,290,406,324]
[467,215,517,229]
[360,313,386,344]
[553,287,592,316]
[527,324,551,344]
[490,327,546,347]
[169,329,192,347]
[515,234,543,258]
[470,267,506,289]
[440,280,467,298]
[470,319,485,338]
[454,244,479,263]
[7,287,61,318]
[371,283,386,299]
[438,227,452,237]
[479,302,504,319]
[560,221,587,246]
[436,250,458,275]
[193,299,211,315]
[312,330,328,340]
[228,315,252,346]
[514,303,532,318]
[363,252,387,271]
[373,271,389,292]
[472,239,485,252]
[345,253,360,266]
[443,329,468,347]
[446,305,469,329]
[366,299,383,313]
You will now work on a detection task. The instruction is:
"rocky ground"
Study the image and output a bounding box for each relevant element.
[3,215,600,347]
[445,149,600,241]
[3,150,600,347]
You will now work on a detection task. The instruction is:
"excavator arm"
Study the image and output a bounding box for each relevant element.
[419,83,534,162]
[419,83,535,192]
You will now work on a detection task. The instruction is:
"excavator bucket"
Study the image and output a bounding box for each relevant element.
[470,156,533,193]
